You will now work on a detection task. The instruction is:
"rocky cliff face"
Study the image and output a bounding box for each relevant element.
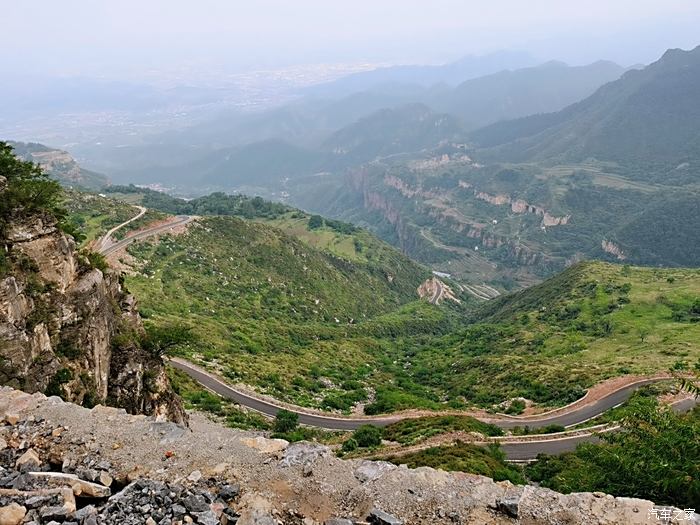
[0,182,185,424]
[8,141,109,189]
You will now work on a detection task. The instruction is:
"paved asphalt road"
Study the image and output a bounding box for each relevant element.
[170,358,697,459]
[96,206,146,253]
[98,215,193,256]
[170,359,400,430]
[501,397,696,460]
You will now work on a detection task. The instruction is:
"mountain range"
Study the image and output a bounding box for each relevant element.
[284,46,700,286]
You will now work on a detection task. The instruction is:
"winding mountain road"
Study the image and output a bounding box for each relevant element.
[96,205,146,253]
[169,358,697,459]
[97,210,193,257]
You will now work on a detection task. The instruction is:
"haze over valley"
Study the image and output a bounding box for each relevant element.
[1,1,699,523]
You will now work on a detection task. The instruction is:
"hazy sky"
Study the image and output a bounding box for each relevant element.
[3,0,700,80]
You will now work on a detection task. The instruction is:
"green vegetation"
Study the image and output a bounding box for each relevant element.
[127,215,699,413]
[273,409,299,433]
[0,141,65,237]
[63,187,700,415]
[124,214,442,411]
[382,416,503,445]
[383,442,525,484]
[352,424,383,448]
[526,397,700,508]
[106,185,290,219]
[84,251,109,272]
[63,189,163,246]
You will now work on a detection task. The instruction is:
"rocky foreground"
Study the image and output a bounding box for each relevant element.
[0,388,695,525]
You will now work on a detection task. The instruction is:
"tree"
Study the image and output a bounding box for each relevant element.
[0,141,64,236]
[308,215,324,230]
[352,424,382,448]
[273,409,299,433]
[526,396,700,508]
[142,323,196,356]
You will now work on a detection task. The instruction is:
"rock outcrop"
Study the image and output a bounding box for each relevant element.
[0,185,185,423]
[0,387,696,525]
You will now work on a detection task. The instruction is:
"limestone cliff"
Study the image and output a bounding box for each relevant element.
[0,178,185,424]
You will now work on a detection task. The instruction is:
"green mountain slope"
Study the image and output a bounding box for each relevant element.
[471,46,700,184]
[67,186,700,414]
[417,261,700,407]
[121,212,449,411]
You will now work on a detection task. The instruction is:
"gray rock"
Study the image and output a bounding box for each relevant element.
[279,442,331,467]
[368,508,403,525]
[172,503,187,516]
[218,483,240,501]
[74,505,98,521]
[24,495,52,508]
[354,461,397,483]
[325,519,354,525]
[193,510,220,525]
[149,421,187,444]
[40,505,70,521]
[496,495,520,518]
[183,493,210,513]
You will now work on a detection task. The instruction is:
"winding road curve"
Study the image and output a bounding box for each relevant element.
[97,209,193,257]
[169,358,697,459]
[96,205,147,253]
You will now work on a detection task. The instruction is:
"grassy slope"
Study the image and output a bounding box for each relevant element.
[455,261,700,403]
[66,190,700,414]
[125,214,441,411]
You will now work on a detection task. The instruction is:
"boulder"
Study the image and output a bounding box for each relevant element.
[368,508,403,525]
[354,461,397,483]
[15,449,41,470]
[279,442,331,467]
[241,436,289,454]
[0,504,26,525]
[27,472,111,498]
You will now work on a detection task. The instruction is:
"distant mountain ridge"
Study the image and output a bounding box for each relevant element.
[471,46,700,183]
[8,141,108,189]
[431,60,626,130]
[321,103,464,168]
[304,50,538,96]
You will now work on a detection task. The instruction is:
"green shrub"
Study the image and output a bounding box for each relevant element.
[46,368,73,397]
[84,251,109,272]
[308,215,324,229]
[526,397,700,508]
[341,438,358,453]
[273,409,299,433]
[504,399,526,415]
[352,424,382,448]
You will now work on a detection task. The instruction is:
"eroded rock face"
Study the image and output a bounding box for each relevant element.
[0,201,185,424]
